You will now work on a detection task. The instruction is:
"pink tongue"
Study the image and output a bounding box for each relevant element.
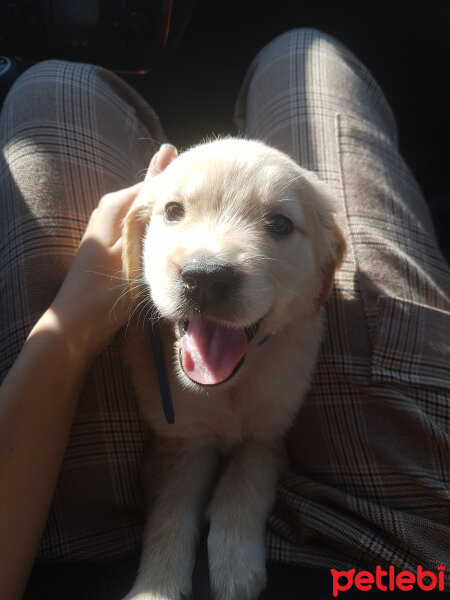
[179,314,247,385]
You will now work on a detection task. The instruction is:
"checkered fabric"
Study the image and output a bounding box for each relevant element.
[235,29,450,583]
[0,60,166,559]
[1,29,449,585]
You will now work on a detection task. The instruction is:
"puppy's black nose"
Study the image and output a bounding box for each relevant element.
[180,257,236,312]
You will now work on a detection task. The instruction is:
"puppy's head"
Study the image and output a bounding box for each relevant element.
[123,139,345,388]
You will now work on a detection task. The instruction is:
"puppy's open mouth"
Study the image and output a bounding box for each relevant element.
[178,314,261,386]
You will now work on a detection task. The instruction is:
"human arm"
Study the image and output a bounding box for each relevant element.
[0,144,177,600]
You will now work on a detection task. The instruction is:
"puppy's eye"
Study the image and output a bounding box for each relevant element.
[164,202,185,223]
[265,214,293,236]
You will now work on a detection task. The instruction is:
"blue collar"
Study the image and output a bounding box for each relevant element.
[147,325,271,426]
[257,333,271,347]
[147,322,175,425]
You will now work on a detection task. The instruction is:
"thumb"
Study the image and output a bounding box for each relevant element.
[146,143,178,181]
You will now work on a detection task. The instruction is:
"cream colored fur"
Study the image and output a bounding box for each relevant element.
[120,138,345,600]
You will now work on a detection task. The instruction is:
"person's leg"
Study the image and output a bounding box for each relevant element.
[0,60,166,570]
[236,28,450,592]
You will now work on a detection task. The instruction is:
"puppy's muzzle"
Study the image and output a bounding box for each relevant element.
[180,255,237,313]
[175,254,265,387]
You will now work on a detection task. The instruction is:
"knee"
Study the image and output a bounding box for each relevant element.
[256,28,355,74]
[264,27,338,50]
[13,58,94,84]
[246,27,396,140]
[2,59,98,117]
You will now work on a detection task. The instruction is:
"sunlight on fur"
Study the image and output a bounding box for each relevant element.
[120,138,345,600]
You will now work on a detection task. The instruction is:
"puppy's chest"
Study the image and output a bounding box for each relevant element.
[149,373,275,447]
[125,334,285,446]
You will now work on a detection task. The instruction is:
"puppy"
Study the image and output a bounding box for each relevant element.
[121,138,345,600]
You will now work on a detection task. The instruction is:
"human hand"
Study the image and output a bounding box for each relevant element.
[48,143,178,360]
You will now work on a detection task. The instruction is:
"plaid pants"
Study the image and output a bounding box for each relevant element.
[1,28,449,587]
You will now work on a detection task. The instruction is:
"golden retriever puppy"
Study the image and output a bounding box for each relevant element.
[121,138,345,600]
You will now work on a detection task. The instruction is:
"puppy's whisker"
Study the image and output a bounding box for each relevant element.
[142,306,162,332]
[125,288,146,311]
[129,296,151,323]
[121,279,148,292]
[108,282,130,292]
[255,255,284,264]
[107,277,148,322]
[124,270,146,278]
[111,280,148,307]
[124,294,151,336]
[136,169,146,179]
[129,293,157,330]
[137,301,153,331]
[279,285,307,305]
[240,254,284,265]
[138,303,162,333]
[87,269,129,282]
[109,287,139,319]
[137,135,167,146]
[276,172,308,194]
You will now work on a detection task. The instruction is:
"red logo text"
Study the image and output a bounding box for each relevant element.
[330,565,446,597]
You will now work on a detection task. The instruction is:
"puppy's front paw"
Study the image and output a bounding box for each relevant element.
[208,527,267,600]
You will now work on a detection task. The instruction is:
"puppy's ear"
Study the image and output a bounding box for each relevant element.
[122,199,151,295]
[301,175,346,309]
[315,217,346,308]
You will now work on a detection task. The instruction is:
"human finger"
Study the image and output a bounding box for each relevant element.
[85,183,143,245]
[145,143,178,182]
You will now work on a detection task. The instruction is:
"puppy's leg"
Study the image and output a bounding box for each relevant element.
[123,442,218,600]
[208,440,285,600]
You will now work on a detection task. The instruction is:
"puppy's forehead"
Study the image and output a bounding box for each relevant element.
[154,147,303,217]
